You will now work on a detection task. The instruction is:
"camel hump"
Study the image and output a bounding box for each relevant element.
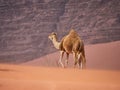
[69,29,79,37]
[69,29,77,34]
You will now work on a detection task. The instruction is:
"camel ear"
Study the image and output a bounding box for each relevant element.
[52,32,57,35]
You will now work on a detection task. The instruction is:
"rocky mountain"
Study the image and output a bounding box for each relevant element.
[0,0,120,63]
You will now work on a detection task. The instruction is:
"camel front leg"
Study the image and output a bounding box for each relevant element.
[58,51,64,68]
[65,53,69,68]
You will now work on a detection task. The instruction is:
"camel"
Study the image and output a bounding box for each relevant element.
[48,29,86,69]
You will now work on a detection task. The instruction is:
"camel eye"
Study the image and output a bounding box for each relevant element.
[51,37,53,40]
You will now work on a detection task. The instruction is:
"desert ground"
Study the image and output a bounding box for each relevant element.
[0,41,120,90]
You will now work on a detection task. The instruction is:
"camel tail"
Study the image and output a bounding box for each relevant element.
[82,41,85,57]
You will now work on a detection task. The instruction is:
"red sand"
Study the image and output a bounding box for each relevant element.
[0,41,120,90]
[23,41,120,70]
[0,64,120,90]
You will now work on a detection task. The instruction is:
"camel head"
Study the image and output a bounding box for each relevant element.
[48,32,57,41]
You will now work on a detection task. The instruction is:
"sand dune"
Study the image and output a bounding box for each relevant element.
[0,41,120,90]
[23,41,120,70]
[0,64,120,90]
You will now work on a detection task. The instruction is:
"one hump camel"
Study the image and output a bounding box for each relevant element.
[48,29,86,69]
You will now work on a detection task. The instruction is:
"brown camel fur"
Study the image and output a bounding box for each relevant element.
[48,29,86,69]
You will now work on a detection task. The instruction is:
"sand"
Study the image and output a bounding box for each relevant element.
[0,64,120,90]
[0,41,120,90]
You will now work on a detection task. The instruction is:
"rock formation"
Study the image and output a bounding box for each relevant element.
[0,0,120,63]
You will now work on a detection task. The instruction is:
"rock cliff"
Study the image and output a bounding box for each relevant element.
[0,0,120,63]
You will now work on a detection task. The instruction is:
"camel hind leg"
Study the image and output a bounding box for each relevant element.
[81,51,86,69]
[73,52,78,68]
[78,52,86,69]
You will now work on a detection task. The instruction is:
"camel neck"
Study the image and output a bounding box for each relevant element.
[52,37,60,50]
